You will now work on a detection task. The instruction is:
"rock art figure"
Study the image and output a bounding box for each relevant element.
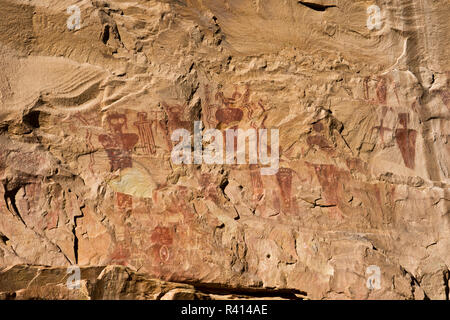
[373,106,393,144]
[203,85,268,164]
[99,113,139,171]
[204,84,264,127]
[376,77,388,105]
[161,102,192,149]
[110,244,131,266]
[440,71,450,109]
[395,113,417,169]
[276,167,293,214]
[364,76,391,106]
[249,164,264,205]
[116,192,133,210]
[134,112,156,155]
[310,163,346,219]
[307,135,332,151]
[213,86,246,145]
[23,182,42,213]
[363,76,371,101]
[312,122,324,133]
[72,113,99,175]
[440,90,450,110]
[109,225,134,266]
[165,186,196,222]
[99,113,139,210]
[150,226,174,264]
[199,173,220,203]
[162,102,191,132]
[204,85,221,127]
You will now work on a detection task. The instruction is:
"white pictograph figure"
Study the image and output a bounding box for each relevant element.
[67,265,81,290]
[366,265,381,290]
[367,5,382,31]
[67,5,81,31]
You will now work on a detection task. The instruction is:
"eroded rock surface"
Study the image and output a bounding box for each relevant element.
[0,0,449,299]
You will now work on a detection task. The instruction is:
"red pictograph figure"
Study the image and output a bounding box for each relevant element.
[204,84,271,208]
[392,81,402,107]
[204,85,252,127]
[205,85,245,164]
[364,76,388,104]
[150,226,174,264]
[363,76,371,101]
[134,112,156,155]
[99,113,139,171]
[441,90,450,110]
[161,102,192,149]
[312,122,324,132]
[109,243,131,266]
[395,113,417,169]
[436,71,450,110]
[373,106,393,144]
[204,85,220,127]
[215,86,245,125]
[162,102,191,132]
[306,135,332,150]
[24,182,41,212]
[276,168,293,214]
[109,221,134,265]
[310,163,345,219]
[98,113,139,210]
[249,164,264,205]
[116,192,133,210]
[69,113,99,175]
[163,186,196,222]
[215,107,244,124]
[198,173,219,203]
[376,77,388,105]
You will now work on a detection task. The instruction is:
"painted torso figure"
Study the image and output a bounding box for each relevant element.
[99,113,139,172]
[99,113,139,211]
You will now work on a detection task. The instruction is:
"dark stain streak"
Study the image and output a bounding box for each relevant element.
[3,184,26,226]
[101,25,110,44]
[298,1,337,11]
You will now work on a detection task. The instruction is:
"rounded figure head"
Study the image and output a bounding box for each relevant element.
[107,113,127,134]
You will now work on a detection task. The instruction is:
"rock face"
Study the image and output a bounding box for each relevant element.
[0,0,449,300]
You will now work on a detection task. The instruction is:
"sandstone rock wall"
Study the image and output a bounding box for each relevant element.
[0,0,449,299]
